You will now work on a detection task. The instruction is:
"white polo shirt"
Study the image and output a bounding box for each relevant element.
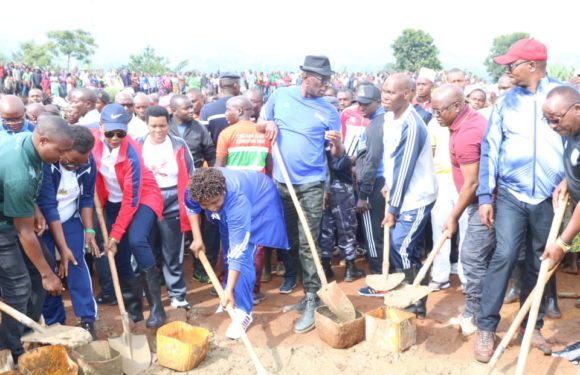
[57,165,80,222]
[100,140,123,203]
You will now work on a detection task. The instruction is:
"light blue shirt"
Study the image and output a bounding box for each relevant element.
[477,76,565,205]
[264,86,340,184]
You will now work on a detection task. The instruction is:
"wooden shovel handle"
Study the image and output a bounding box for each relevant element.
[413,230,451,287]
[514,194,568,375]
[93,196,128,318]
[485,265,557,374]
[382,194,390,275]
[272,144,327,286]
[0,300,46,334]
[198,252,267,375]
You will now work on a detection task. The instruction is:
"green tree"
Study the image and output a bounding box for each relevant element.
[484,32,530,82]
[12,41,54,67]
[391,29,442,73]
[547,64,574,81]
[47,29,97,70]
[174,59,189,72]
[128,46,169,75]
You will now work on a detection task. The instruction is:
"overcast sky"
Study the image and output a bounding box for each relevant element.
[1,0,579,78]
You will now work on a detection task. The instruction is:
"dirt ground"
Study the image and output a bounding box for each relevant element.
[70,253,579,375]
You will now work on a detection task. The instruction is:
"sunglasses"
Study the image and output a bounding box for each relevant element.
[308,74,331,86]
[506,60,530,73]
[104,130,127,139]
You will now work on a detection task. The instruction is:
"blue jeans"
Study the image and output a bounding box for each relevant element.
[476,188,552,332]
[0,229,31,360]
[104,202,157,280]
[461,204,495,318]
[390,202,434,270]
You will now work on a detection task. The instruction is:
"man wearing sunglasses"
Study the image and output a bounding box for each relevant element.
[259,55,341,334]
[91,103,166,329]
[475,38,563,363]
[0,95,35,136]
[541,85,580,310]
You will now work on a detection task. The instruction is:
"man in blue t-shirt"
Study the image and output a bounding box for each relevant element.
[259,55,341,334]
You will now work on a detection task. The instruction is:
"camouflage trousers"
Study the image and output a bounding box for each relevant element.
[319,181,358,261]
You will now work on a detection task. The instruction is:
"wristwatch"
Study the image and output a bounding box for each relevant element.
[109,237,120,245]
[556,237,571,252]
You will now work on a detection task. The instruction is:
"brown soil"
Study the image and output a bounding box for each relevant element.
[64,255,579,374]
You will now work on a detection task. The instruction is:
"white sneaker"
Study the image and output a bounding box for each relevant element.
[170,297,191,310]
[450,314,477,337]
[225,308,253,340]
[428,280,450,291]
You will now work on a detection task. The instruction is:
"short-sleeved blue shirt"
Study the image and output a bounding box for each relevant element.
[264,86,340,184]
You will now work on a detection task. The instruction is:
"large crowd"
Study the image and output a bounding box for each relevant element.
[0,37,579,366]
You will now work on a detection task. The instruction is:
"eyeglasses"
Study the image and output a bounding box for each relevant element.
[506,60,531,73]
[104,130,127,139]
[120,103,134,108]
[432,101,459,116]
[2,116,24,125]
[543,102,579,125]
[309,75,331,86]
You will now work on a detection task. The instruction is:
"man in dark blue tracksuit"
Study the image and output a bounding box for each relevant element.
[37,126,98,338]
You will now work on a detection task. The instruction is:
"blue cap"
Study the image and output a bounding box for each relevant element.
[100,103,130,132]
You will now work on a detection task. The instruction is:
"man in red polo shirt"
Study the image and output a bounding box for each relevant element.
[431,85,494,339]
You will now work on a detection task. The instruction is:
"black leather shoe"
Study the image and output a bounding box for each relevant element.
[544,275,561,319]
[96,293,117,306]
[81,321,97,340]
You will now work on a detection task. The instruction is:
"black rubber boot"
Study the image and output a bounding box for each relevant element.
[293,292,321,333]
[544,274,561,319]
[504,260,523,304]
[141,267,167,329]
[344,260,364,282]
[321,257,334,279]
[402,267,427,319]
[120,277,144,323]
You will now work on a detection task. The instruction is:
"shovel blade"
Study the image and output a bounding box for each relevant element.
[21,323,92,348]
[108,334,150,375]
[365,272,405,292]
[317,281,356,322]
[383,285,433,309]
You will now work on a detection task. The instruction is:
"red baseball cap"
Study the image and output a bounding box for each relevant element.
[493,38,548,65]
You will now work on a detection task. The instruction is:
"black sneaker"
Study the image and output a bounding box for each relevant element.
[96,293,117,306]
[81,321,97,340]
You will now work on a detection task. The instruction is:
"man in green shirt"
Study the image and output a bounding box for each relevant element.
[0,115,73,361]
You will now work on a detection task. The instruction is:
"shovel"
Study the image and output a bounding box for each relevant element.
[0,300,92,348]
[383,230,450,308]
[94,197,151,375]
[273,144,356,322]
[365,196,405,291]
[198,252,267,375]
[514,194,568,375]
